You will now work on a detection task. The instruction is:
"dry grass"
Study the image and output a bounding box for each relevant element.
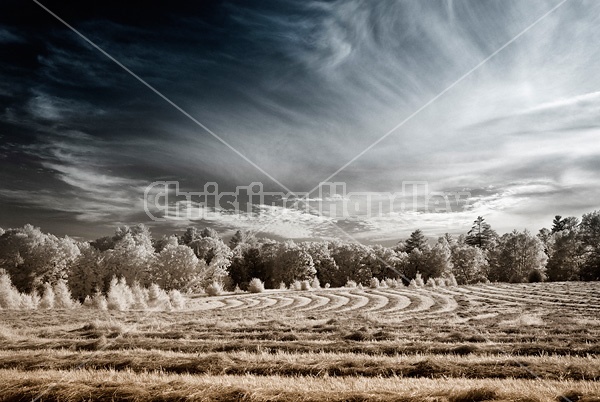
[0,282,599,401]
[1,369,600,401]
[0,349,597,379]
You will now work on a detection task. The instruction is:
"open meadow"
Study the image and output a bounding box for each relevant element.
[1,281,599,401]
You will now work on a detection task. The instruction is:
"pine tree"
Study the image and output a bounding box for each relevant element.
[404,230,427,253]
[465,216,497,249]
[229,230,244,250]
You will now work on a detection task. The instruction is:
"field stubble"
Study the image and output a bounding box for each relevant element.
[0,282,599,401]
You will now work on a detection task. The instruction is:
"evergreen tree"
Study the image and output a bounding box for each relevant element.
[465,216,497,249]
[546,229,582,281]
[404,229,428,253]
[552,215,579,234]
[579,211,600,280]
[229,230,244,250]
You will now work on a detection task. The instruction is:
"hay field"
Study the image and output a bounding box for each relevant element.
[1,281,599,401]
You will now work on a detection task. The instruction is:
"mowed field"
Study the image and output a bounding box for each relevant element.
[1,282,599,401]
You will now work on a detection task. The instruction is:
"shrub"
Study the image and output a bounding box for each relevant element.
[130,282,148,309]
[310,277,321,289]
[415,272,425,287]
[248,278,265,294]
[39,283,55,309]
[357,283,364,290]
[369,278,380,289]
[84,290,108,310]
[528,270,544,283]
[446,274,458,287]
[168,289,186,309]
[426,277,437,288]
[107,288,126,311]
[233,285,244,294]
[408,279,418,289]
[53,279,76,309]
[345,280,357,288]
[0,270,22,309]
[291,280,302,291]
[300,280,311,291]
[324,283,330,288]
[205,281,223,296]
[20,291,40,309]
[435,277,446,287]
[106,277,137,311]
[278,282,287,290]
[386,278,401,288]
[148,283,170,309]
[379,279,388,288]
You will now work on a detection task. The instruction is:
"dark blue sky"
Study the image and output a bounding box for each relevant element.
[1,0,600,242]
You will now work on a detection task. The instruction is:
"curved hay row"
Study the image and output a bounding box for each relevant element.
[426,291,458,314]
[369,289,412,314]
[296,293,332,312]
[358,290,390,312]
[474,285,600,310]
[276,294,313,312]
[452,286,527,307]
[500,284,600,303]
[249,296,279,310]
[491,283,600,300]
[380,288,429,314]
[319,292,351,312]
[266,296,295,311]
[402,290,436,313]
[217,297,245,310]
[335,291,370,312]
[227,296,262,310]
[194,299,227,311]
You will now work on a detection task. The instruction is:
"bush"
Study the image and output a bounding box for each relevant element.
[106,277,136,311]
[446,274,458,287]
[205,281,223,296]
[278,282,287,290]
[292,280,302,291]
[310,277,321,289]
[53,279,76,309]
[385,278,400,288]
[168,289,186,309]
[415,273,425,287]
[345,280,357,288]
[426,277,437,288]
[300,280,311,291]
[130,282,149,309]
[233,285,244,294]
[408,279,418,289]
[147,283,171,309]
[0,270,22,309]
[369,278,380,289]
[324,283,331,288]
[528,270,544,283]
[19,291,40,309]
[248,278,265,293]
[84,290,108,310]
[39,283,55,309]
[435,277,446,287]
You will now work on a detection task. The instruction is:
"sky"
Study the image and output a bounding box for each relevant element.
[1,0,600,244]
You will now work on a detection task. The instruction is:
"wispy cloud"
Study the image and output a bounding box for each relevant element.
[2,0,600,239]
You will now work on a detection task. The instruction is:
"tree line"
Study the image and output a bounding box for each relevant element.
[0,210,598,300]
